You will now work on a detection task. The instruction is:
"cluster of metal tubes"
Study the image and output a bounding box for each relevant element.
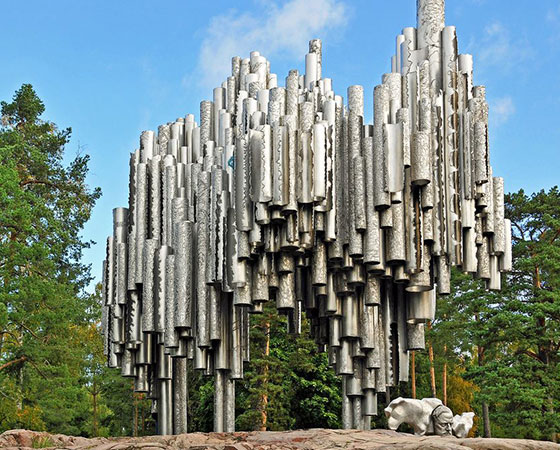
[101,0,511,433]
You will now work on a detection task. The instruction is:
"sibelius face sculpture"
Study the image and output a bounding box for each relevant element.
[101,0,512,434]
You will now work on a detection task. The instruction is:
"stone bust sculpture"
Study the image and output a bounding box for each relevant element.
[430,404,454,436]
[384,397,474,437]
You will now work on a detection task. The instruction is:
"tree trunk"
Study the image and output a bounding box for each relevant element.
[132,383,138,437]
[534,265,556,442]
[478,343,491,438]
[141,394,146,434]
[427,322,437,398]
[482,401,491,438]
[260,320,270,431]
[134,393,138,437]
[443,344,447,406]
[411,351,416,399]
[548,397,557,443]
[17,364,23,410]
[92,381,99,437]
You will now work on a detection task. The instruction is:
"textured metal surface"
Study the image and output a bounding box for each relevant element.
[102,0,510,434]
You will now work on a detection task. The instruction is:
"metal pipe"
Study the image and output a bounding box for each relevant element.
[104,5,511,430]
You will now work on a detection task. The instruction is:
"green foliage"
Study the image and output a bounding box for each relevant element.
[187,368,214,433]
[0,85,154,438]
[82,285,155,437]
[483,188,560,439]
[184,301,342,432]
[413,187,560,441]
[233,301,341,431]
[288,342,341,430]
[31,435,54,448]
[0,84,106,435]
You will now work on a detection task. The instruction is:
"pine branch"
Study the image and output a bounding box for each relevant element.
[19,177,56,188]
[0,355,27,371]
[517,349,544,364]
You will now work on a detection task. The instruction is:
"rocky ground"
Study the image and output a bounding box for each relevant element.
[1,428,559,450]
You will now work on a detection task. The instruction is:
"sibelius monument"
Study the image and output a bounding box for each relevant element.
[101,0,511,434]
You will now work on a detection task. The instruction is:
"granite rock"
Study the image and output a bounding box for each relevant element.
[1,429,559,450]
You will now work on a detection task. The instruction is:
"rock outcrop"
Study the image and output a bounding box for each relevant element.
[1,428,559,450]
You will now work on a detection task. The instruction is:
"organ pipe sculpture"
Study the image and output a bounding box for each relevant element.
[101,0,512,434]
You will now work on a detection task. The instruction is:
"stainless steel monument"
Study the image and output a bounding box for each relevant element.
[101,0,511,434]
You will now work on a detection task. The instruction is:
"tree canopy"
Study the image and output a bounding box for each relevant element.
[413,187,560,441]
[0,84,102,433]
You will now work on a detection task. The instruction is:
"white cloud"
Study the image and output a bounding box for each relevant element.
[546,4,560,43]
[547,4,560,22]
[194,0,348,89]
[490,96,515,126]
[468,21,533,74]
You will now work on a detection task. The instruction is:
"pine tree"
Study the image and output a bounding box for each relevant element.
[236,301,295,430]
[418,188,560,441]
[235,301,341,430]
[0,84,101,433]
[494,188,560,440]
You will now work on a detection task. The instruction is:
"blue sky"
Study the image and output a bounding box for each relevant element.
[2,0,559,290]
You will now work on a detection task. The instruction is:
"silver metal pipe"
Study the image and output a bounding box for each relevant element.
[155,246,172,335]
[224,374,236,432]
[141,239,159,333]
[173,357,188,434]
[158,379,173,435]
[341,376,352,429]
[164,254,178,349]
[174,221,193,330]
[104,9,511,431]
[214,370,224,432]
[126,290,141,346]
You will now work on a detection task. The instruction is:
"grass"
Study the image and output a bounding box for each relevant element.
[31,435,54,448]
